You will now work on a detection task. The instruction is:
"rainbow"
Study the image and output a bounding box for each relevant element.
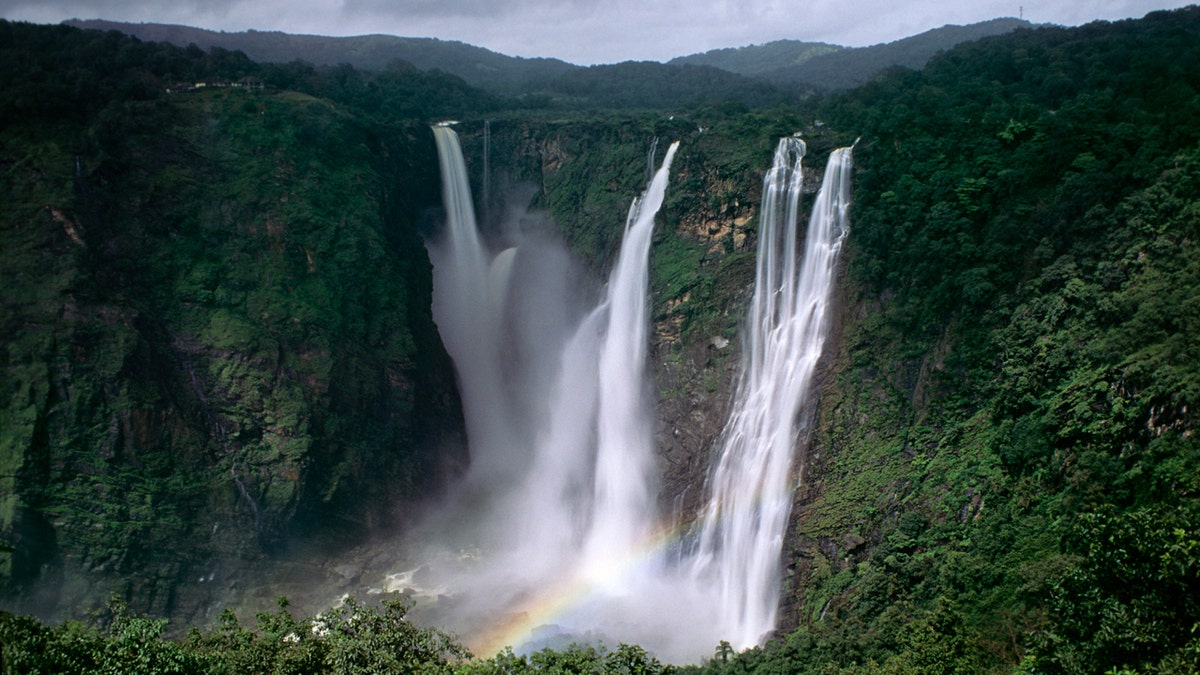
[459,469,805,660]
[466,517,699,658]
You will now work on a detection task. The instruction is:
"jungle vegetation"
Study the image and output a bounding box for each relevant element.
[2,7,1200,673]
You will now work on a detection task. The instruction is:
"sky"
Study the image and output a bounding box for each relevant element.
[2,0,1195,65]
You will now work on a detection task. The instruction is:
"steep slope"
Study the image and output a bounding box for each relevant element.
[749,7,1200,673]
[1,21,462,623]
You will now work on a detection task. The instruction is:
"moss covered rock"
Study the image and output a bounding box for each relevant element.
[0,83,461,622]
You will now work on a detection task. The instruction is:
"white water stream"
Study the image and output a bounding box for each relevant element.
[691,137,854,648]
[413,126,852,663]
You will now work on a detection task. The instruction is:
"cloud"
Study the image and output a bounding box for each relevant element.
[2,0,1195,65]
[340,0,599,20]
[5,0,239,22]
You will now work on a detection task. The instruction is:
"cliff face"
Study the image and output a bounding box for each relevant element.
[454,115,843,529]
[6,10,1200,670]
[767,10,1200,671]
[460,18,1200,670]
[1,43,817,624]
[1,87,462,623]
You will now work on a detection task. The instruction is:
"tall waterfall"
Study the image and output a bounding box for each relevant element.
[418,125,853,663]
[428,127,521,492]
[692,138,854,648]
[421,125,683,649]
[506,138,679,582]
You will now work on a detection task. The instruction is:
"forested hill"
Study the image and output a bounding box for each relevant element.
[667,39,842,77]
[756,6,1200,673]
[62,15,1034,110]
[668,18,1032,89]
[0,19,470,625]
[2,6,1200,674]
[62,18,800,111]
[71,16,1031,98]
[768,17,1034,89]
[63,18,575,95]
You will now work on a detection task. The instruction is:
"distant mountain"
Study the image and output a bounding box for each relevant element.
[63,19,802,111]
[526,61,803,110]
[63,19,575,94]
[667,40,843,77]
[66,16,1033,100]
[770,18,1035,89]
[672,18,1033,90]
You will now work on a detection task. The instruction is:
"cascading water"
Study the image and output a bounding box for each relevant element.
[645,136,659,184]
[417,125,853,663]
[581,140,677,573]
[500,139,680,585]
[691,138,855,649]
[427,126,522,494]
[419,125,683,650]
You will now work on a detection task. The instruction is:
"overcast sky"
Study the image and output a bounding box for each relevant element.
[2,0,1194,65]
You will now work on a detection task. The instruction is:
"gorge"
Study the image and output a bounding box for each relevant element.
[2,8,1200,673]
[409,126,852,662]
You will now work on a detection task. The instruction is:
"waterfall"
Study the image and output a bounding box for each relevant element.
[646,136,659,185]
[419,125,853,663]
[582,140,678,575]
[421,124,683,648]
[428,126,521,493]
[692,138,854,648]
[506,139,680,583]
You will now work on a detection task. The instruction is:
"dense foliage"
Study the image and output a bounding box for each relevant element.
[0,595,468,674]
[1,19,461,620]
[528,61,802,111]
[724,7,1200,674]
[66,19,578,96]
[4,6,1200,674]
[0,20,498,126]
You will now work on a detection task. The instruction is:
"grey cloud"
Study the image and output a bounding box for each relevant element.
[4,0,242,19]
[3,0,1195,65]
[339,0,598,20]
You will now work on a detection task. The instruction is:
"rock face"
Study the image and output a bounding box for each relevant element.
[461,117,842,533]
[4,101,843,630]
[0,89,463,623]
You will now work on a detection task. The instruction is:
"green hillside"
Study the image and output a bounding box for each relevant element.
[760,7,1200,673]
[778,17,1033,89]
[0,20,463,623]
[669,18,1032,90]
[668,40,842,77]
[64,19,576,95]
[2,6,1200,674]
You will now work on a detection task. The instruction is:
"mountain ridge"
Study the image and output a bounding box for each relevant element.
[66,17,1035,94]
[4,7,1199,671]
[667,39,844,76]
[670,17,1035,89]
[63,18,576,95]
